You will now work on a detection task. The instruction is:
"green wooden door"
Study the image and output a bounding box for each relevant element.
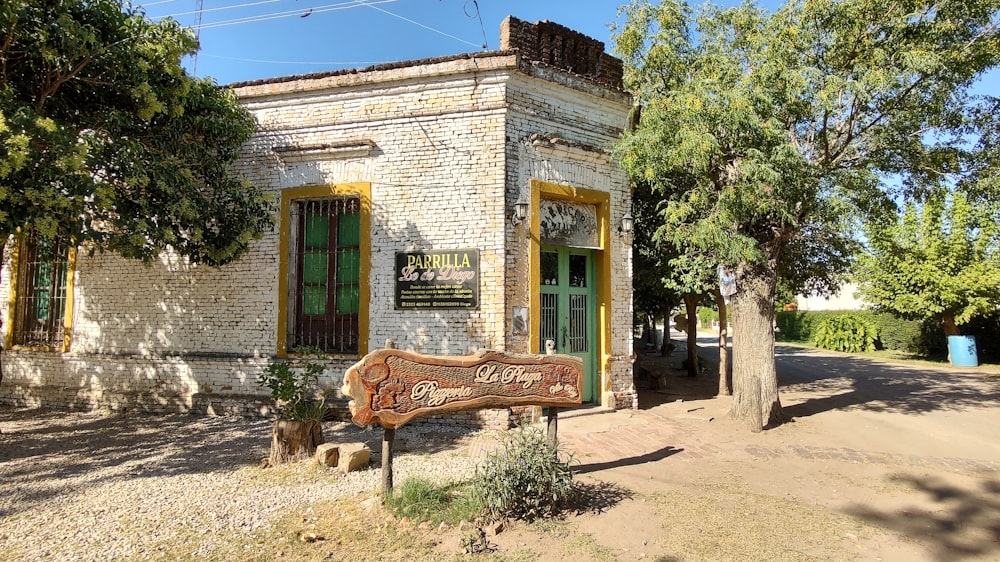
[540,246,597,402]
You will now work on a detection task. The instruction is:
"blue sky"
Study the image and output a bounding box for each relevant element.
[139,0,996,93]
[137,0,763,84]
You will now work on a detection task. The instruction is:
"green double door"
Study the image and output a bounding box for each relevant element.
[540,246,597,402]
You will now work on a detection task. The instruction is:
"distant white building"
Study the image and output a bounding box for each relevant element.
[796,282,868,311]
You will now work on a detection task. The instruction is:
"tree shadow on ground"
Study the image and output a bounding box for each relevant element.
[0,407,479,519]
[845,473,1000,561]
[568,481,634,515]
[573,446,683,474]
[774,345,1000,418]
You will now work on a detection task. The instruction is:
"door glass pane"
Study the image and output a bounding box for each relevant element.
[541,251,559,286]
[569,254,587,288]
[569,294,588,352]
[540,293,558,349]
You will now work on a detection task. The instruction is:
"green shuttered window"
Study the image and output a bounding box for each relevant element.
[290,197,360,354]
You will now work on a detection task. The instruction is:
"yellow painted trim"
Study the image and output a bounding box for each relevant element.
[277,183,371,358]
[62,246,76,352]
[3,234,21,350]
[527,179,613,399]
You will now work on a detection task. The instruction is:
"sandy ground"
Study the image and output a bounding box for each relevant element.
[486,338,1000,561]
[2,337,999,561]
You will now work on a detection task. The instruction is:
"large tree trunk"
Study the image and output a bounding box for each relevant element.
[269,419,324,466]
[713,288,731,396]
[684,293,699,377]
[729,262,784,432]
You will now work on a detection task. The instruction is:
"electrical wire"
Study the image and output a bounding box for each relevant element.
[464,0,488,49]
[192,0,397,30]
[154,0,282,19]
[201,52,390,65]
[357,0,481,49]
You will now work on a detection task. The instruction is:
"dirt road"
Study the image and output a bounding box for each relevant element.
[502,342,1000,561]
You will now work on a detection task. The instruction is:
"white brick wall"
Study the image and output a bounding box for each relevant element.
[1,52,635,417]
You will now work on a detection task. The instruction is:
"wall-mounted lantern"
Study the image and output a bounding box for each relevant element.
[511,199,529,227]
[618,210,634,238]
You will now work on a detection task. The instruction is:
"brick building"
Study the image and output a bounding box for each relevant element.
[1,17,636,425]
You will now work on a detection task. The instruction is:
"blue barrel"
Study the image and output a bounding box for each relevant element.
[948,335,978,367]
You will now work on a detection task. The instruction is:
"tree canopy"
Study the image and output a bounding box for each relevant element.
[0,0,272,265]
[613,0,1000,431]
[856,192,1000,335]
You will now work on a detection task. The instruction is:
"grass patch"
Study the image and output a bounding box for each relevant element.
[385,478,481,526]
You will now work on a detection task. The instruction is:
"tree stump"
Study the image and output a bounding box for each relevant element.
[269,420,323,466]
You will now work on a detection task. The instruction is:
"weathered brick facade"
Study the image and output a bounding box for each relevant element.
[0,18,635,424]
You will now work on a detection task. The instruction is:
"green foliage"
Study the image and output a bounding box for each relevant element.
[813,315,877,353]
[871,313,923,354]
[257,361,326,420]
[613,0,1000,423]
[856,192,1000,331]
[385,479,481,527]
[698,306,722,328]
[0,0,273,264]
[471,425,574,523]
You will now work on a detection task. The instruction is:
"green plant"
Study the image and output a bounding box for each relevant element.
[471,425,574,523]
[385,479,481,526]
[697,307,719,329]
[813,314,877,353]
[257,361,326,420]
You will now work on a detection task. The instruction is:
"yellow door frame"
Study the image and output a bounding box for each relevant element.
[528,179,613,407]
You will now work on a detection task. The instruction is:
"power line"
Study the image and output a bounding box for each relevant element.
[192,0,397,30]
[201,53,390,65]
[155,0,281,19]
[357,0,481,49]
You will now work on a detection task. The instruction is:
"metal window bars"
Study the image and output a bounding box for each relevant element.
[287,197,361,354]
[12,234,68,348]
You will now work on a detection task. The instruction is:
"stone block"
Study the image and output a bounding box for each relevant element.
[315,443,340,467]
[337,442,371,473]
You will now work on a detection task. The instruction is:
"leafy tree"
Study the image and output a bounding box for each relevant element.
[0,0,273,384]
[614,0,999,431]
[856,192,1000,335]
[631,182,683,357]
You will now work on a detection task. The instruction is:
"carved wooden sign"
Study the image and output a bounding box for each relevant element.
[342,349,583,429]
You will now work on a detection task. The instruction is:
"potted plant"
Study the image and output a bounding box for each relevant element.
[258,358,328,466]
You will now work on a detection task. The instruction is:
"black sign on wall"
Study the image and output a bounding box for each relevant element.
[395,249,479,309]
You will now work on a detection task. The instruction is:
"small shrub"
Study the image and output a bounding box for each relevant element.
[813,314,877,353]
[257,360,326,420]
[385,479,481,526]
[471,425,574,523]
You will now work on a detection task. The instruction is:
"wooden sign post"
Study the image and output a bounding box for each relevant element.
[341,346,583,497]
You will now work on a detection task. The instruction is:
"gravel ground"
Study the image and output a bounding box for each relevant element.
[0,409,491,561]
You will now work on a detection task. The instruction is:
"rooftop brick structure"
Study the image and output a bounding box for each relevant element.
[500,16,624,90]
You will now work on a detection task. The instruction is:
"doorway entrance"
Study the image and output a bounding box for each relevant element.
[540,245,597,402]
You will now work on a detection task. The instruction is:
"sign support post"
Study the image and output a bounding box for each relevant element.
[381,339,397,498]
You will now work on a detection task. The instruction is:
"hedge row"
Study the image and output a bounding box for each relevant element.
[775,310,1000,363]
